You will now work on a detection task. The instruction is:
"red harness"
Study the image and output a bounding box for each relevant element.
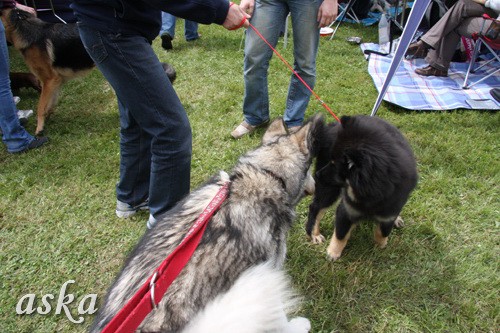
[101,182,230,333]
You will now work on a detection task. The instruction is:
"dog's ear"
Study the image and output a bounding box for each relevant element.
[340,115,354,129]
[291,121,313,155]
[262,118,286,144]
[309,114,341,158]
[12,7,33,21]
[307,114,326,156]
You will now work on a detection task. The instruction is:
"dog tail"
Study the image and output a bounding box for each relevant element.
[181,262,310,333]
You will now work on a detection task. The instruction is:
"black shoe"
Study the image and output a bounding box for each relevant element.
[11,136,48,153]
[161,34,173,50]
[22,136,48,152]
[490,88,500,103]
[19,117,29,127]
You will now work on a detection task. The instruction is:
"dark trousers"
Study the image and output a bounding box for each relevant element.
[77,24,192,219]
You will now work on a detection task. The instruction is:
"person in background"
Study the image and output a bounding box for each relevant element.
[406,0,500,77]
[0,0,48,153]
[231,0,338,139]
[160,12,200,50]
[71,0,250,228]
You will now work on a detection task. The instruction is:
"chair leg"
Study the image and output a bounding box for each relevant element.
[466,67,500,89]
[330,0,358,40]
[474,57,496,73]
[463,39,483,89]
[463,38,500,89]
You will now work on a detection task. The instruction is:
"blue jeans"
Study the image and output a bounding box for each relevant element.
[243,0,321,127]
[160,12,199,41]
[0,20,34,153]
[77,24,192,219]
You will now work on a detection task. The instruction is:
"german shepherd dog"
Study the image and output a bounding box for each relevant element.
[306,115,418,261]
[2,8,177,135]
[90,117,322,333]
[1,7,94,135]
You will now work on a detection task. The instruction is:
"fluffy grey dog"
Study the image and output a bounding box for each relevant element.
[90,117,322,333]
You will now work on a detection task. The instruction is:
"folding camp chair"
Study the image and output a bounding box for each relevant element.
[329,0,360,40]
[462,14,500,89]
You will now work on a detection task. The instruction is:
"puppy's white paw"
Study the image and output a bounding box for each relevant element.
[287,317,311,333]
[326,247,342,261]
[326,237,347,261]
[394,216,404,229]
[310,233,325,244]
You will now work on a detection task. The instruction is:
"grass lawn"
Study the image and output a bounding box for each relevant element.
[0,19,498,333]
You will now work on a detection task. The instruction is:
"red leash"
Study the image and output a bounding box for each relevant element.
[247,22,341,123]
[101,182,230,333]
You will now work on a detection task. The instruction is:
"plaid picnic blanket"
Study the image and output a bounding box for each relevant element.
[363,44,500,110]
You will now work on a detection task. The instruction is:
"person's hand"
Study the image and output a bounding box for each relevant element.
[15,3,37,16]
[240,0,255,17]
[223,2,251,30]
[317,0,338,28]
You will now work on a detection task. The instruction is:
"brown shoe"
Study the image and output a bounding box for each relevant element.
[406,40,430,59]
[415,65,448,77]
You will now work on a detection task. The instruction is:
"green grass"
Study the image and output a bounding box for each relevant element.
[1,21,499,333]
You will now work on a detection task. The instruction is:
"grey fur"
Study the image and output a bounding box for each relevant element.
[90,117,321,333]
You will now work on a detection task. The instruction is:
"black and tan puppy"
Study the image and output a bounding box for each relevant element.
[307,115,418,260]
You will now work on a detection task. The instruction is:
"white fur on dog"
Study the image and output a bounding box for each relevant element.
[182,263,311,333]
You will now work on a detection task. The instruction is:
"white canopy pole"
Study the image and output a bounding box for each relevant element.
[371,0,432,116]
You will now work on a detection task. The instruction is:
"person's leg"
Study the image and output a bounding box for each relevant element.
[160,12,176,38]
[283,0,321,128]
[78,25,192,223]
[0,20,34,153]
[184,20,200,41]
[160,12,176,50]
[115,96,151,211]
[242,0,288,127]
[429,15,491,71]
[422,0,494,70]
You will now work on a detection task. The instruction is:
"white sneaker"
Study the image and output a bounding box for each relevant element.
[146,214,157,229]
[116,199,149,218]
[230,120,269,139]
[13,96,20,105]
[17,109,33,120]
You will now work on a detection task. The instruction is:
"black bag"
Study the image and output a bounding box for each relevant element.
[350,0,373,19]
